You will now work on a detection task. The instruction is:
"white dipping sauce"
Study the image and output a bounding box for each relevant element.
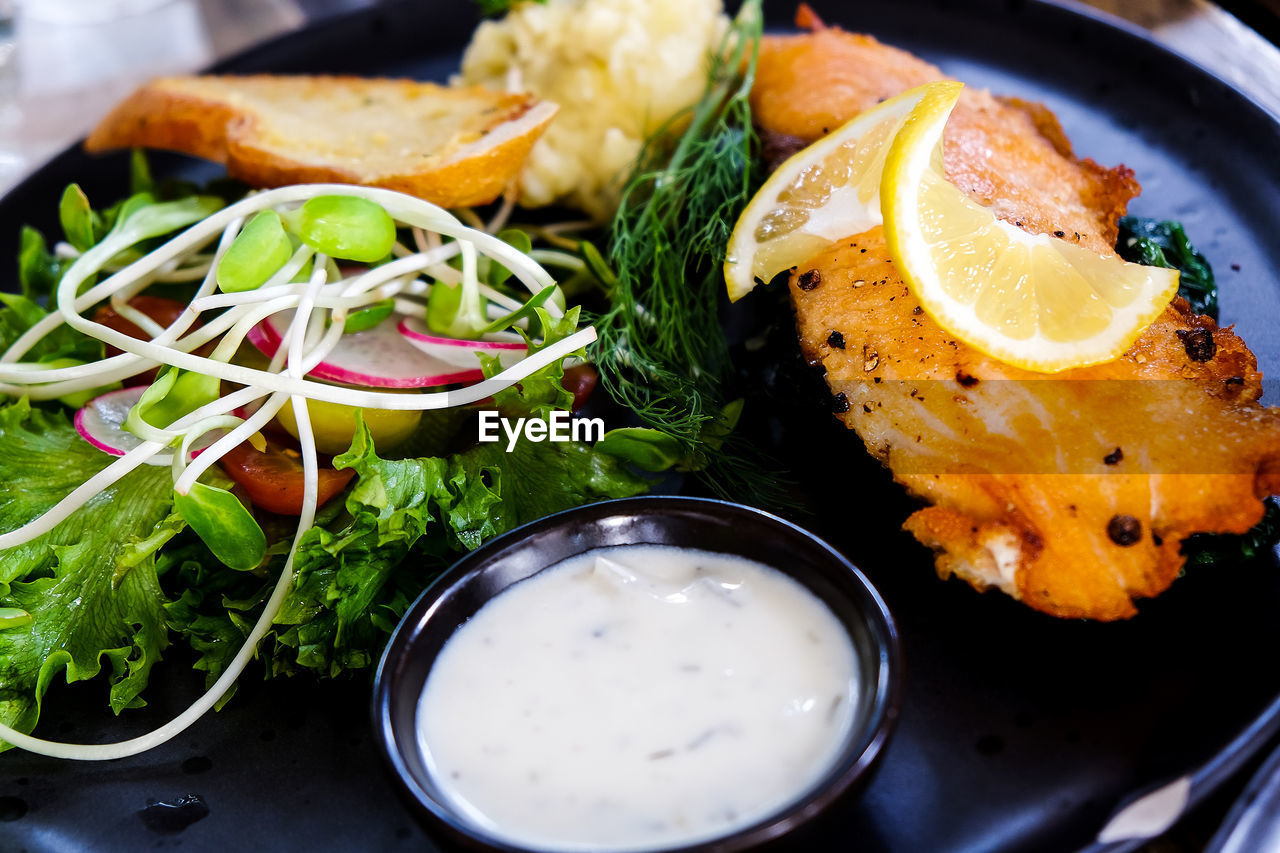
[416,544,860,852]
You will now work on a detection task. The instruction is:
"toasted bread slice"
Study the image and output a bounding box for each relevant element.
[85,75,558,208]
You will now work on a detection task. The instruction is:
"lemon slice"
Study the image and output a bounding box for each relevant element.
[881,82,1179,372]
[724,84,939,302]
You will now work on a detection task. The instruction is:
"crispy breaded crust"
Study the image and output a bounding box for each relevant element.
[759,21,1280,620]
[85,75,558,209]
[791,230,1280,621]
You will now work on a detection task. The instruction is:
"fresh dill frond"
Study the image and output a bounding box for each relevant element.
[589,0,793,509]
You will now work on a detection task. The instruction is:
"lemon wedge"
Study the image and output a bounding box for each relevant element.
[724,84,938,302]
[881,82,1179,372]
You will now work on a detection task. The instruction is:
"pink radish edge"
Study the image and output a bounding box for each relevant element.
[75,401,129,456]
[397,318,526,351]
[76,385,218,458]
[246,313,484,389]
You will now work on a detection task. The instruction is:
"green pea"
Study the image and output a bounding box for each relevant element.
[174,482,266,571]
[217,210,293,293]
[343,298,396,334]
[297,195,396,263]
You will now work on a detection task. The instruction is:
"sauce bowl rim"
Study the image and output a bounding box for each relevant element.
[371,495,904,853]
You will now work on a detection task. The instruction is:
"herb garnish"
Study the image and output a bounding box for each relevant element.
[591,0,789,507]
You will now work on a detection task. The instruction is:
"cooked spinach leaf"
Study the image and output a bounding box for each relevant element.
[1116,216,1218,319]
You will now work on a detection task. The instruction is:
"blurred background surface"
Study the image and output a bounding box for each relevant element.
[0,0,1276,195]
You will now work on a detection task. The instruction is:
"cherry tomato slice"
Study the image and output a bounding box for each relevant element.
[92,296,202,385]
[562,364,598,411]
[219,440,354,516]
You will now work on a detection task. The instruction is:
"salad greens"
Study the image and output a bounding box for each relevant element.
[0,172,662,756]
[0,399,177,732]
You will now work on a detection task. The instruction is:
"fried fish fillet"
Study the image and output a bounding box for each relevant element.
[758,19,1280,619]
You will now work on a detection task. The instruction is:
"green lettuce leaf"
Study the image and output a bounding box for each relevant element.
[175,415,654,683]
[0,399,181,742]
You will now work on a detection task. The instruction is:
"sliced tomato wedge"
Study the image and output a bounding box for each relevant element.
[92,296,203,385]
[219,440,354,516]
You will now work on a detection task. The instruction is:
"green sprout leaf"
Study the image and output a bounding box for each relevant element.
[41,357,122,410]
[114,193,223,245]
[18,227,63,299]
[125,368,220,438]
[58,185,99,252]
[595,428,685,472]
[173,482,266,571]
[480,284,561,335]
[296,195,396,263]
[216,210,293,293]
[481,228,534,287]
[129,148,154,196]
[343,298,396,334]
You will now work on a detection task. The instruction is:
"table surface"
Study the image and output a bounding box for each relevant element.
[0,1,1277,851]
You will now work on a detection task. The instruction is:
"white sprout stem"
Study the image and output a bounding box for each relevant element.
[0,294,335,763]
[3,226,225,366]
[0,382,269,551]
[0,217,241,388]
[529,249,587,272]
[487,192,517,234]
[170,415,245,483]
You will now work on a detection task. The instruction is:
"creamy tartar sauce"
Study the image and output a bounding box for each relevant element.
[416,544,859,852]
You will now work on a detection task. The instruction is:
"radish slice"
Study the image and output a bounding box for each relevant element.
[397,316,527,370]
[75,386,218,463]
[247,312,482,388]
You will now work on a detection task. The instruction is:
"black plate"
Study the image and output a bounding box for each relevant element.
[2,1,1279,851]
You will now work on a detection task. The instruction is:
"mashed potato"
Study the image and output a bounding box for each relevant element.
[459,0,728,220]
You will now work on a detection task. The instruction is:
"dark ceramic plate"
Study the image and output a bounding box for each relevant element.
[1,1,1279,851]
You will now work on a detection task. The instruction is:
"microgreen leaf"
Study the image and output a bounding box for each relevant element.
[114,194,224,245]
[58,184,99,252]
[595,428,685,472]
[173,482,266,571]
[483,228,534,287]
[129,148,154,196]
[40,357,122,409]
[343,299,396,334]
[480,284,560,335]
[18,227,63,299]
[125,368,219,439]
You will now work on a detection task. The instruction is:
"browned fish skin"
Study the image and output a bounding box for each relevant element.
[753,26,1138,254]
[760,23,1280,620]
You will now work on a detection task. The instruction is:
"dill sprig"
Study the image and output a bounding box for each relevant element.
[590,0,790,508]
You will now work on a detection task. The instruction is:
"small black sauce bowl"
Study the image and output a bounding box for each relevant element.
[372,496,903,853]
